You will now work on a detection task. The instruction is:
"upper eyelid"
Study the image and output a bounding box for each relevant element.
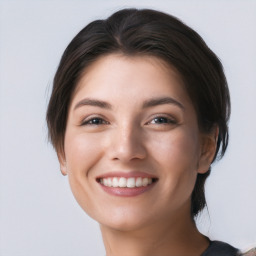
[147,118,176,125]
[147,113,177,122]
[151,116,175,121]
[78,112,177,125]
[80,115,109,125]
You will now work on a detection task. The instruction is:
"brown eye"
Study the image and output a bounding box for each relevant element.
[150,116,176,125]
[82,117,109,126]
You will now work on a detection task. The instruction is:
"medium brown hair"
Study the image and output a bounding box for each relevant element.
[46,8,230,217]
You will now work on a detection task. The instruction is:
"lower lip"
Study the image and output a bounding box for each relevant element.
[99,182,157,197]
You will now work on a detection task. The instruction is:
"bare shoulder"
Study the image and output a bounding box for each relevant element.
[240,248,256,256]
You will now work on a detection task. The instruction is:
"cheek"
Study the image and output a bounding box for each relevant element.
[64,132,103,174]
[149,127,200,168]
[63,132,104,217]
[148,128,200,201]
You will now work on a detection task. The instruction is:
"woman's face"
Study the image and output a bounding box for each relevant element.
[60,54,210,231]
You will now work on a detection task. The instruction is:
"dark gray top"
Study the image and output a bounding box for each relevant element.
[201,240,239,256]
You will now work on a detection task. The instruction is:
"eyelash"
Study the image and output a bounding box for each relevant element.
[81,115,177,126]
[146,115,177,125]
[81,116,109,126]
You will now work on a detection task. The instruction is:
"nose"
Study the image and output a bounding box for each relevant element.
[108,124,147,163]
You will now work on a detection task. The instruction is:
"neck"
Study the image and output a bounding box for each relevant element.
[100,209,209,256]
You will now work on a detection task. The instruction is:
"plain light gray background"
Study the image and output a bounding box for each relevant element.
[0,0,255,255]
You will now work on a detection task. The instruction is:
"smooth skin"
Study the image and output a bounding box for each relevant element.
[59,54,217,256]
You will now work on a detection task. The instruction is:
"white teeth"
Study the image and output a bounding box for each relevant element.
[119,177,127,187]
[107,178,112,187]
[100,177,154,188]
[127,177,135,188]
[136,177,142,187]
[112,177,119,187]
[103,179,108,186]
[142,178,149,187]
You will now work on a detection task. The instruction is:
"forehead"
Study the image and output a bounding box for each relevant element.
[71,54,190,106]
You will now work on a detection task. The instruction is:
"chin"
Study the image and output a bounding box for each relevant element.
[97,207,154,232]
[100,219,149,233]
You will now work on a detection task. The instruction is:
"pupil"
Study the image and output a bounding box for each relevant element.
[92,119,101,124]
[156,117,166,123]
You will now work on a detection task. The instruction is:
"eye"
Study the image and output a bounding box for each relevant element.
[147,115,177,125]
[81,117,109,126]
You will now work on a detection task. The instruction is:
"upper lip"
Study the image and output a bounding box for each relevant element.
[96,171,158,179]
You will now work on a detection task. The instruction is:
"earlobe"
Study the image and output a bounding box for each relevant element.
[60,164,67,176]
[57,152,68,176]
[197,126,219,174]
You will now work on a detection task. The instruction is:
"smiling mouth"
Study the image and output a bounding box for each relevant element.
[96,177,158,188]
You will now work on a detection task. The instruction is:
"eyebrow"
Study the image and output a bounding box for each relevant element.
[142,97,185,110]
[74,98,112,110]
[73,96,184,111]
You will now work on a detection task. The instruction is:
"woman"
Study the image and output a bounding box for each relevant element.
[46,8,255,256]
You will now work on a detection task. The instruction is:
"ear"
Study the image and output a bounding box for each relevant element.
[197,126,219,174]
[57,150,68,176]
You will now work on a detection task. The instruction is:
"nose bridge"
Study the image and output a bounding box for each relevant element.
[110,121,146,162]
